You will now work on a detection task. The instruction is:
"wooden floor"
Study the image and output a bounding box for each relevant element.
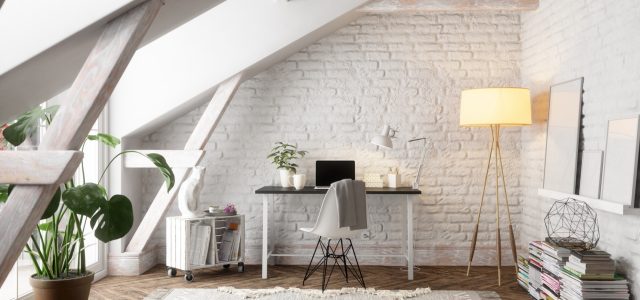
[91,265,528,299]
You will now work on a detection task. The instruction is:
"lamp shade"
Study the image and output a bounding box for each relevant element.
[459,88,532,126]
[371,125,394,149]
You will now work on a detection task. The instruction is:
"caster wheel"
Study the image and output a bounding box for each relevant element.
[238,262,245,273]
[184,272,194,282]
[223,264,231,269]
[167,268,177,277]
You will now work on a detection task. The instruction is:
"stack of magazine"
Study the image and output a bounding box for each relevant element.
[517,255,530,290]
[527,241,545,299]
[539,241,571,299]
[560,250,629,300]
[523,241,630,300]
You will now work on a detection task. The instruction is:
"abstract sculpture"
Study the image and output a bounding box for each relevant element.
[544,198,600,251]
[178,166,205,218]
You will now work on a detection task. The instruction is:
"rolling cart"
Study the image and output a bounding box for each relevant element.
[165,215,245,282]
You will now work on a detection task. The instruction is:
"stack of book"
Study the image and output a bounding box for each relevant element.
[539,241,571,299]
[517,255,529,290]
[528,241,545,299]
[560,250,629,300]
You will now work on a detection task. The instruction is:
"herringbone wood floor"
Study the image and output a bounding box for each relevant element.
[90,265,528,300]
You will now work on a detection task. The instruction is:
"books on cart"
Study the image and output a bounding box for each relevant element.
[218,222,242,262]
[189,223,211,266]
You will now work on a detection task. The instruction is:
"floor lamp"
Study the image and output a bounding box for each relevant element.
[459,88,531,286]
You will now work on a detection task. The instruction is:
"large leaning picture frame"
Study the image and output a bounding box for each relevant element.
[601,116,640,207]
[543,78,584,194]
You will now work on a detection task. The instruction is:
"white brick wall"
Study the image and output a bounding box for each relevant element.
[520,0,640,295]
[140,12,523,267]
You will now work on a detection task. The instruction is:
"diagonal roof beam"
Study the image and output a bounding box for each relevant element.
[0,0,162,285]
[125,73,243,253]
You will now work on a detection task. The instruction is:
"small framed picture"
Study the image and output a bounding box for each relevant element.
[601,116,640,207]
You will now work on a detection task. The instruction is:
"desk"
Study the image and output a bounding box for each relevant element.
[255,186,421,280]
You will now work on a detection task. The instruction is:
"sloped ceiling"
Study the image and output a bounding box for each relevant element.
[0,0,223,123]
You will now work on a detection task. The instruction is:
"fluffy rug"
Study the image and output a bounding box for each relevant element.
[145,287,501,300]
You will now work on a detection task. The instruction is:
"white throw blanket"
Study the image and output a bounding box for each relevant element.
[334,179,367,230]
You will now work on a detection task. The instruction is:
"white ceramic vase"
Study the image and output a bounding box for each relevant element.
[279,169,293,188]
[178,166,205,218]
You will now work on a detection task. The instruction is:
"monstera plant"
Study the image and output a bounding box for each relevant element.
[0,105,174,300]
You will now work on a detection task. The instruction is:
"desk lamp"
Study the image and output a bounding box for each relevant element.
[371,125,430,189]
[460,87,531,286]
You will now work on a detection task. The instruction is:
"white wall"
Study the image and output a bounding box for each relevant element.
[519,0,640,295]
[140,12,523,266]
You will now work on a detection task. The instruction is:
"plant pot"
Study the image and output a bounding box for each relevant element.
[279,169,293,188]
[30,272,94,300]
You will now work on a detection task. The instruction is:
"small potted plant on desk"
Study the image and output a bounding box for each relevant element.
[267,142,307,188]
[0,105,175,300]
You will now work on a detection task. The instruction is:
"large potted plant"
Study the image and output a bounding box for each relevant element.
[267,142,307,188]
[0,105,175,300]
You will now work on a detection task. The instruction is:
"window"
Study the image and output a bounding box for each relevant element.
[0,106,108,299]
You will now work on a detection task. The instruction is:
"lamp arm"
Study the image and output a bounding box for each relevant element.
[409,138,430,189]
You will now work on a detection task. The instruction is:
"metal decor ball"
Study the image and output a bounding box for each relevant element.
[544,198,600,251]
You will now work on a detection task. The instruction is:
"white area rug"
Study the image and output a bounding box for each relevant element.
[145,287,501,300]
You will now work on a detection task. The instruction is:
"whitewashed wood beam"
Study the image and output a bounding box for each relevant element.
[0,151,83,184]
[124,150,205,168]
[0,0,162,285]
[360,0,538,12]
[125,73,243,253]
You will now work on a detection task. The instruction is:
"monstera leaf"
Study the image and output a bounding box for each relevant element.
[3,105,59,146]
[87,133,120,149]
[62,183,105,217]
[41,187,61,219]
[145,153,175,191]
[0,184,9,203]
[90,195,133,243]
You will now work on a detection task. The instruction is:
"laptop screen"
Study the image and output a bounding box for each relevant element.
[315,160,355,186]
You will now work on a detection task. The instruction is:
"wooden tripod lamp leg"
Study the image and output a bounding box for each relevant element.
[494,126,502,286]
[496,127,519,275]
[466,127,495,276]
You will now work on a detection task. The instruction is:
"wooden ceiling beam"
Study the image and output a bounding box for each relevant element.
[0,151,83,184]
[360,0,538,12]
[0,0,162,286]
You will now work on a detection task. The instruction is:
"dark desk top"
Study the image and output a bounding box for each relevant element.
[255,186,421,195]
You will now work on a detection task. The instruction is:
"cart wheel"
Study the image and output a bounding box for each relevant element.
[184,272,194,282]
[238,262,245,273]
[223,264,231,269]
[167,268,177,277]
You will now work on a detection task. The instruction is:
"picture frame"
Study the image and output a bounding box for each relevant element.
[542,78,584,194]
[601,116,640,207]
[578,150,603,198]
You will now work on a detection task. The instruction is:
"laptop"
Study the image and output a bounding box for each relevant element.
[315,160,356,189]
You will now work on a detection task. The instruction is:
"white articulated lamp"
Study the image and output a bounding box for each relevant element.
[460,87,531,286]
[371,125,430,189]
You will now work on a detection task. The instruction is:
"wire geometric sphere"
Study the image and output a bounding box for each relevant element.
[544,197,600,251]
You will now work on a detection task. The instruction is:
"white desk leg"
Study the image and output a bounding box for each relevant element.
[407,195,414,280]
[262,195,269,279]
